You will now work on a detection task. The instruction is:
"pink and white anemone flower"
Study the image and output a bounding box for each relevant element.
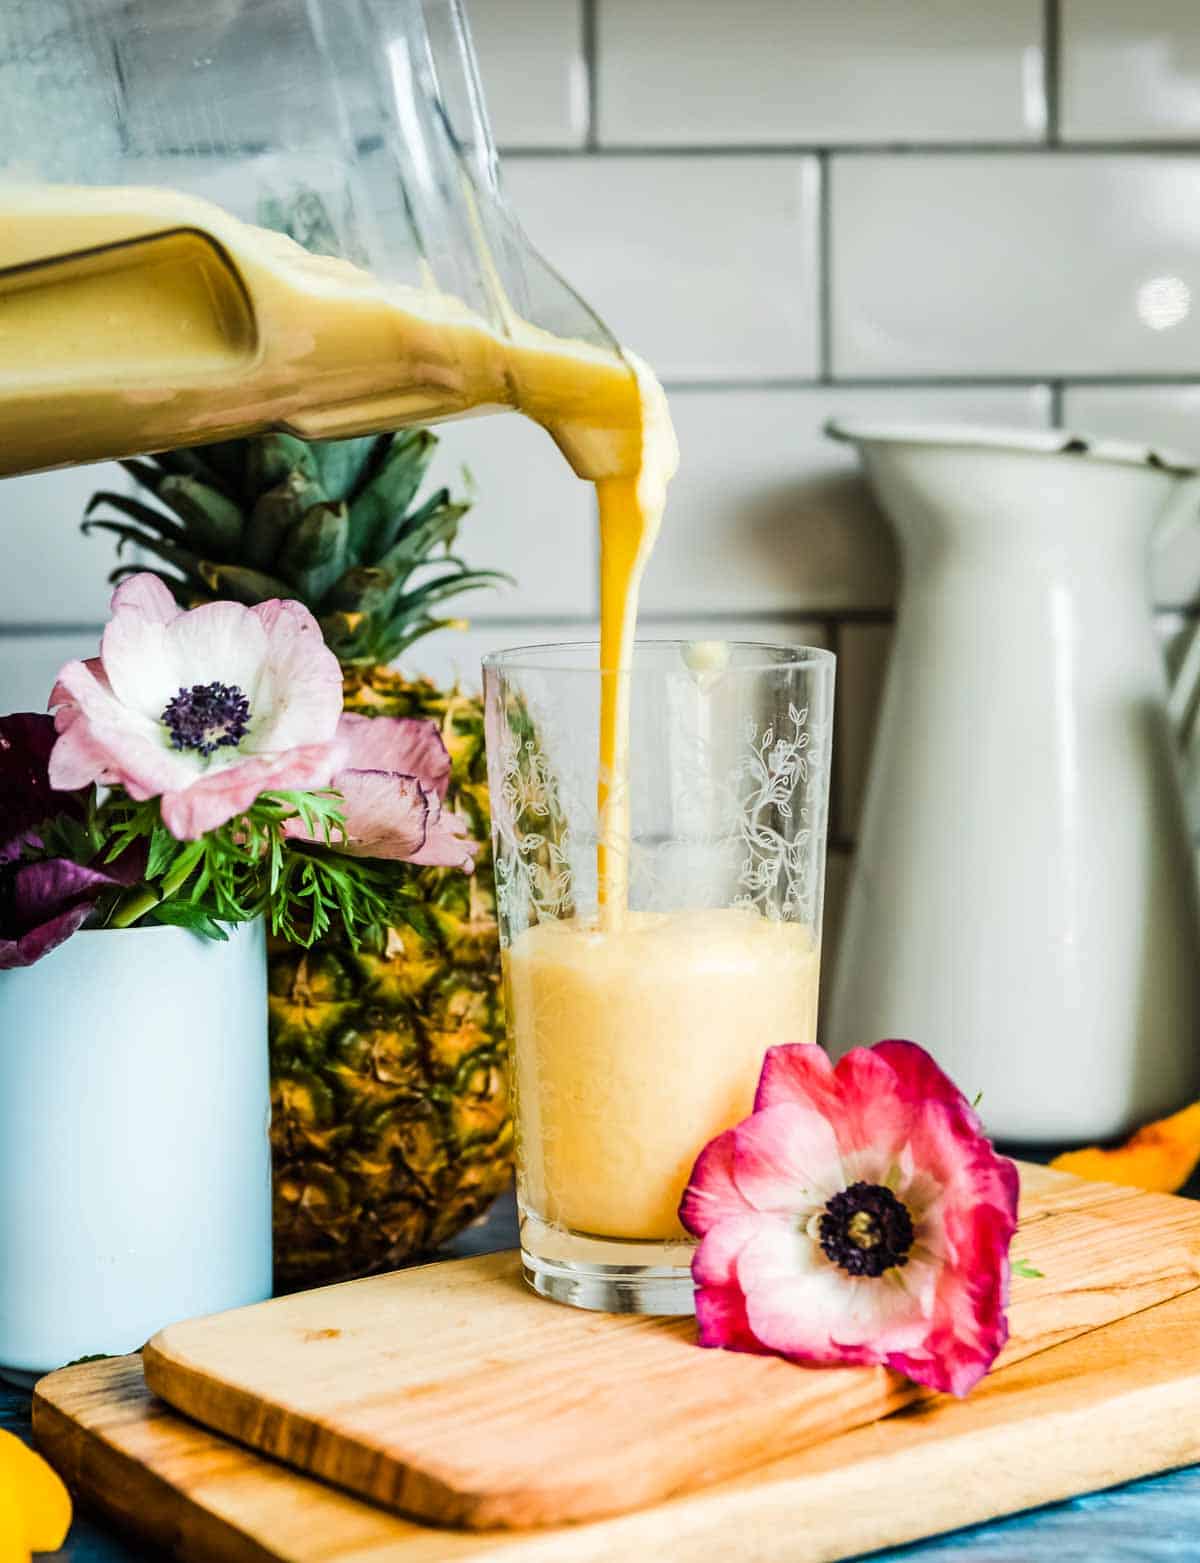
[680,1041,1019,1397]
[283,712,477,871]
[48,573,343,840]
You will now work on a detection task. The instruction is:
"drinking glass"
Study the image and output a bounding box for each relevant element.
[483,641,836,1314]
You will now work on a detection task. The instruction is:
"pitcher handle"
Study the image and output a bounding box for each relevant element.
[1169,621,1200,751]
[1154,474,1200,749]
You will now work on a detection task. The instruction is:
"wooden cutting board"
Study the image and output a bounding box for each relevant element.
[133,1164,1200,1531]
[34,1283,1200,1563]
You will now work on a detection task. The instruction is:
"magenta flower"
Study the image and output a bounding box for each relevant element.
[284,714,476,870]
[48,575,343,840]
[680,1041,1019,1397]
[0,712,120,968]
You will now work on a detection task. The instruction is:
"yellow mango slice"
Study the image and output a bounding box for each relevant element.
[0,1461,31,1563]
[1052,1100,1200,1194]
[0,1432,71,1553]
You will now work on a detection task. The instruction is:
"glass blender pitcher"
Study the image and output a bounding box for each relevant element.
[0,0,634,478]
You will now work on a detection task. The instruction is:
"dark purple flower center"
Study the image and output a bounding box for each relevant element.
[161,682,251,757]
[818,1181,914,1277]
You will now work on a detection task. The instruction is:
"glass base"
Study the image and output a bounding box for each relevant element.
[519,1209,697,1315]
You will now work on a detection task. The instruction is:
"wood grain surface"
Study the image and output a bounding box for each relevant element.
[34,1279,1200,1563]
[131,1164,1200,1530]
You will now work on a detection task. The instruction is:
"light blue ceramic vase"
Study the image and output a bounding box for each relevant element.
[0,919,272,1386]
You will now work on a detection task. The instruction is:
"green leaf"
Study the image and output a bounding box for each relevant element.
[245,471,330,570]
[193,440,253,495]
[276,502,350,601]
[84,492,189,545]
[247,435,318,496]
[145,821,179,881]
[157,475,245,555]
[1011,1258,1043,1280]
[195,561,294,605]
[150,900,231,940]
[311,435,379,505]
[119,458,169,495]
[378,486,466,562]
[346,429,438,558]
[94,529,204,583]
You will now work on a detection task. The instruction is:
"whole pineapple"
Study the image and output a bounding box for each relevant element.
[87,431,514,1289]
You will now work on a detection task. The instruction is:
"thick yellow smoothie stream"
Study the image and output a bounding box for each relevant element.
[1,183,819,1246]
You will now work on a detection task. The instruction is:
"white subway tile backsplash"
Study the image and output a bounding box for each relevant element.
[595,0,1045,147]
[468,0,587,149]
[635,619,830,653]
[1061,385,1200,457]
[428,413,596,619]
[0,633,98,716]
[832,156,1200,377]
[401,620,597,694]
[1062,0,1200,142]
[641,386,1050,616]
[0,463,127,627]
[1062,386,1200,606]
[503,156,820,381]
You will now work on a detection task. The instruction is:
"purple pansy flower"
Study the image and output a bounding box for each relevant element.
[0,713,120,969]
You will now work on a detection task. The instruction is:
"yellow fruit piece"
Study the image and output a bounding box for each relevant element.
[0,1431,71,1553]
[0,1462,31,1563]
[1051,1100,1200,1194]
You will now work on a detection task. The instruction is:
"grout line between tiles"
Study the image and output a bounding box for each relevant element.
[501,141,1200,159]
[1048,381,1065,425]
[657,375,1200,393]
[0,623,106,638]
[580,0,599,153]
[3,607,1193,637]
[817,150,832,384]
[1044,0,1061,145]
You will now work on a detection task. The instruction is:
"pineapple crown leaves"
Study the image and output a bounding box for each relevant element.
[84,430,512,666]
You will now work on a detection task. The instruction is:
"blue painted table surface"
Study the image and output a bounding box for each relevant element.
[8,1159,1200,1563]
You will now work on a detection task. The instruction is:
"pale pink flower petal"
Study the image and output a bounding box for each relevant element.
[679,1128,745,1235]
[407,796,475,870]
[110,573,180,625]
[333,712,452,800]
[730,1103,844,1214]
[247,600,344,752]
[680,1040,1019,1398]
[281,713,475,870]
[310,770,430,860]
[692,1210,768,1289]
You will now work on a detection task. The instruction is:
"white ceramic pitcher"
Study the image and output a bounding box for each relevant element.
[826,422,1200,1143]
